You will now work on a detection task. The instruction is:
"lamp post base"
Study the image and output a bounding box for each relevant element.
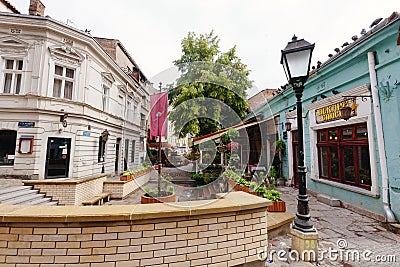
[290,225,318,262]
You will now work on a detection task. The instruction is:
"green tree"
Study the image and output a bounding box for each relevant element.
[169,31,252,138]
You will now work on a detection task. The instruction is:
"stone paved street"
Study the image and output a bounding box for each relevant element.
[267,186,400,267]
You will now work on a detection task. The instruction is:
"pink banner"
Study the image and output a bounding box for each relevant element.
[150,92,168,139]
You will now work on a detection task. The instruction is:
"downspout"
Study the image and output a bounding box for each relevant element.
[367,51,396,222]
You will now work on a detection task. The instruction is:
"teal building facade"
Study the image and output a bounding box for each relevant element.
[256,12,400,222]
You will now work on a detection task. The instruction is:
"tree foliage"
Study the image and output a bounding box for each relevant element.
[168,31,252,138]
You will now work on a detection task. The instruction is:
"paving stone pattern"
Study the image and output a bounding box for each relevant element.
[267,186,400,267]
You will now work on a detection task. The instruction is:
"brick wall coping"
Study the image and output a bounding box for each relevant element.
[0,192,270,223]
[22,174,108,185]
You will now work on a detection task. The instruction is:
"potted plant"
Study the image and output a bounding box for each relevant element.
[247,181,259,196]
[141,174,176,204]
[274,140,286,156]
[221,128,240,145]
[265,189,286,212]
[254,185,267,197]
[191,173,204,186]
[120,166,151,181]
[120,171,132,181]
[185,151,200,160]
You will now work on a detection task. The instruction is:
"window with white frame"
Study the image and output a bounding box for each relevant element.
[127,98,134,122]
[102,85,110,112]
[2,59,23,94]
[134,102,138,120]
[53,65,75,100]
[131,140,136,163]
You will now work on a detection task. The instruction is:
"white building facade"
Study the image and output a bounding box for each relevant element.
[0,10,149,180]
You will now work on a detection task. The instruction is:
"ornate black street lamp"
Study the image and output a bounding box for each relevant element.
[285,121,292,132]
[281,35,316,233]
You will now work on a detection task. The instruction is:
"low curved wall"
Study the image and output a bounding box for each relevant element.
[0,192,270,266]
[23,174,107,206]
[103,170,152,199]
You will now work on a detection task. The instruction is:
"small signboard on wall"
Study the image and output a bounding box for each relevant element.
[315,98,358,124]
[18,122,35,128]
[19,135,34,154]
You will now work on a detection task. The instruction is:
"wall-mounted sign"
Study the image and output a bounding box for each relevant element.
[19,135,34,154]
[82,131,90,137]
[316,98,358,124]
[18,122,35,128]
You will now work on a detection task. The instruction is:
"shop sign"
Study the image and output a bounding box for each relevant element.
[316,98,358,124]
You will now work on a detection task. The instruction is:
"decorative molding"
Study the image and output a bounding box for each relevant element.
[117,84,126,93]
[48,45,84,65]
[101,72,115,88]
[0,35,29,54]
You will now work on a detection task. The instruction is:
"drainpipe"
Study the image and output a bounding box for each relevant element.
[367,51,396,222]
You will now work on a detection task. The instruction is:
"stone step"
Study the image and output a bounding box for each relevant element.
[28,197,56,206]
[0,186,38,202]
[0,185,32,196]
[2,192,46,205]
[316,193,341,207]
[0,185,58,206]
[41,201,58,206]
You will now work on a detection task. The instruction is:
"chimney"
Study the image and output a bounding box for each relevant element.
[29,0,45,16]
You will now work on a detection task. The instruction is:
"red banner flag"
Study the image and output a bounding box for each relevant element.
[150,92,168,139]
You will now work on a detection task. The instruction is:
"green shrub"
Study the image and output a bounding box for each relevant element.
[264,189,281,202]
[254,185,267,195]
[248,181,258,189]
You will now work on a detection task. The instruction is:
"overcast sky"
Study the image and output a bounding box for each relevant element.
[12,0,398,97]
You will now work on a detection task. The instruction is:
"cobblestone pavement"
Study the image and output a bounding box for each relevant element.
[266,186,400,267]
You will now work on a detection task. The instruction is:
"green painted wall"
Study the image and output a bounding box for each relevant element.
[258,17,400,221]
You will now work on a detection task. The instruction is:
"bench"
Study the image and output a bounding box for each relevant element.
[82,192,112,206]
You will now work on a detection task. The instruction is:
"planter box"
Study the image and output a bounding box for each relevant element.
[267,200,286,212]
[233,184,250,193]
[120,175,131,181]
[120,167,152,181]
[141,193,176,204]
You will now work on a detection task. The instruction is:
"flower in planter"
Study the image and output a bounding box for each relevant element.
[227,141,239,152]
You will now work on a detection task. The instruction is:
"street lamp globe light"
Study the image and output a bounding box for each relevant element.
[281,35,315,85]
[281,35,316,234]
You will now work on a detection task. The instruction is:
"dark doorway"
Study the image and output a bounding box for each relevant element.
[115,138,120,173]
[292,130,299,187]
[124,139,129,171]
[45,137,71,178]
